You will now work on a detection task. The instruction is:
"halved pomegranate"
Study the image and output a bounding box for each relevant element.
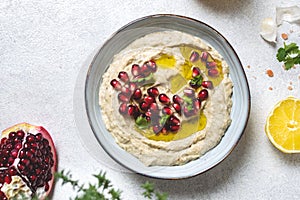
[0,123,57,200]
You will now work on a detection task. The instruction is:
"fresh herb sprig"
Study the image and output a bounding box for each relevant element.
[276,42,300,70]
[141,181,168,200]
[55,170,168,200]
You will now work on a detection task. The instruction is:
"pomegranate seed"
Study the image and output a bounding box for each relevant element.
[127,105,139,117]
[193,99,201,112]
[121,86,130,94]
[128,82,137,92]
[183,88,195,98]
[10,149,18,158]
[161,127,168,134]
[8,168,17,176]
[9,132,16,139]
[201,52,208,61]
[132,88,142,100]
[4,175,11,184]
[183,106,194,117]
[206,61,216,69]
[118,93,130,102]
[198,89,209,101]
[16,130,25,139]
[149,103,159,113]
[140,101,150,112]
[118,103,128,115]
[169,125,180,132]
[190,51,200,62]
[15,142,22,150]
[147,87,159,97]
[110,79,122,91]
[201,81,213,89]
[145,111,152,117]
[172,103,181,114]
[144,96,155,104]
[208,68,219,77]
[162,107,173,115]
[158,94,170,104]
[153,125,161,134]
[131,64,140,76]
[173,95,184,104]
[169,115,180,125]
[118,71,129,83]
[145,60,157,73]
[192,67,201,77]
[140,64,151,76]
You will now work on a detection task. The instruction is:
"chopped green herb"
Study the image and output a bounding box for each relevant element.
[135,115,150,129]
[276,42,300,70]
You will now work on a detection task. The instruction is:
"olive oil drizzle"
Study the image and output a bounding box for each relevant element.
[135,47,223,142]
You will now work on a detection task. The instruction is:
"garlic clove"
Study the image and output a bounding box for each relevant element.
[260,17,277,43]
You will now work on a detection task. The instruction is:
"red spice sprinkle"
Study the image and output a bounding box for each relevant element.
[269,87,273,91]
[288,86,293,91]
[281,33,288,40]
[266,69,274,77]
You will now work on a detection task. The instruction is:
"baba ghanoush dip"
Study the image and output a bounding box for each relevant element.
[99,31,233,166]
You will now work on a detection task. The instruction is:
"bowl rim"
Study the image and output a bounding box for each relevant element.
[84,14,251,179]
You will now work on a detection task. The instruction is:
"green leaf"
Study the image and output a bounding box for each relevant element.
[159,115,170,126]
[135,115,150,129]
[276,48,286,62]
[276,42,300,70]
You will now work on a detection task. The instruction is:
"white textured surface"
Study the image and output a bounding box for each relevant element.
[1,0,300,199]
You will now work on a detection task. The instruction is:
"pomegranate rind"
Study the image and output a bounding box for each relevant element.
[1,122,57,199]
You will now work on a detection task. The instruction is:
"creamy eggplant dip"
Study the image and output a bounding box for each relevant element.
[99,31,233,166]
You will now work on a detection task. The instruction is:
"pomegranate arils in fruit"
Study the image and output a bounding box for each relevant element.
[110,79,122,91]
[198,89,209,101]
[158,94,170,104]
[131,64,140,77]
[118,71,129,83]
[0,123,57,200]
[208,68,219,77]
[201,81,213,89]
[192,67,201,77]
[147,87,159,97]
[190,51,200,62]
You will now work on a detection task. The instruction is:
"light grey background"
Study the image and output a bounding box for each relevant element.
[1,0,300,199]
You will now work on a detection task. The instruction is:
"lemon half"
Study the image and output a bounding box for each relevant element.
[265,96,300,153]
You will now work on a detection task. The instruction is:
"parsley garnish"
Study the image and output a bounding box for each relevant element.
[277,42,300,70]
